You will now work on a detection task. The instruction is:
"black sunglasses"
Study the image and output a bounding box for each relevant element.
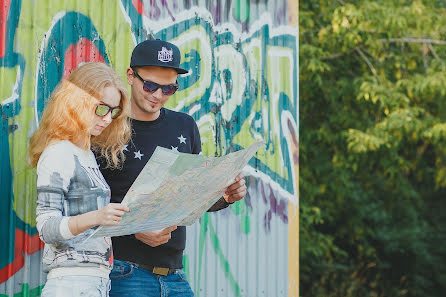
[132,69,179,96]
[95,103,122,119]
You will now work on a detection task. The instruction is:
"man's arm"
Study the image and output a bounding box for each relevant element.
[208,173,247,212]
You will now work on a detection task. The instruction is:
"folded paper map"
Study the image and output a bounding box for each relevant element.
[91,141,264,237]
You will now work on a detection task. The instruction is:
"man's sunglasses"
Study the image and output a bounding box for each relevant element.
[132,69,179,96]
[95,103,123,119]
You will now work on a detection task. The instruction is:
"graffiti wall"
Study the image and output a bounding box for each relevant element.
[0,0,298,296]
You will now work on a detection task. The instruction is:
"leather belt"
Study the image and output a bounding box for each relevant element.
[138,263,178,276]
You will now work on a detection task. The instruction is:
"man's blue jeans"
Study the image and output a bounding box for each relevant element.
[109,260,194,297]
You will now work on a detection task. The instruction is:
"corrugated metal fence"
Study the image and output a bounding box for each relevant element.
[0,0,298,296]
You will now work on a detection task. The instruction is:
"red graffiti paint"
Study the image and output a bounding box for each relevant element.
[132,0,145,15]
[0,229,43,282]
[63,38,105,78]
[0,0,11,58]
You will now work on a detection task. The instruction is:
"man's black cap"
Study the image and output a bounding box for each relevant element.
[130,39,188,74]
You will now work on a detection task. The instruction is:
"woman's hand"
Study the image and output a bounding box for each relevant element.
[96,203,130,226]
[69,203,130,235]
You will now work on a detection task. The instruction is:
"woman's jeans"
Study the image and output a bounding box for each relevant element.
[109,259,194,297]
[41,275,110,297]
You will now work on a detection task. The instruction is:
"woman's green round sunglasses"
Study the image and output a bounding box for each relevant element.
[95,103,122,119]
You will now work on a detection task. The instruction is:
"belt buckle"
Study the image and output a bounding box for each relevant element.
[153,267,169,276]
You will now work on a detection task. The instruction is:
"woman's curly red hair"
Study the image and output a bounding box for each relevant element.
[29,62,131,169]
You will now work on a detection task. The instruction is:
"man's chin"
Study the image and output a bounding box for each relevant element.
[145,105,160,113]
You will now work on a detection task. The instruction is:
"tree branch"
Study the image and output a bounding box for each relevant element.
[379,38,446,45]
[428,43,443,64]
[321,46,363,60]
[355,47,379,79]
[321,52,347,60]
[423,43,428,70]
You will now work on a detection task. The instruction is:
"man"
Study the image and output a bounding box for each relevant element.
[98,39,247,297]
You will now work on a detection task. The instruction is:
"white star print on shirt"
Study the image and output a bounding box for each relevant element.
[178,134,186,144]
[122,144,129,152]
[134,150,144,160]
[171,146,179,152]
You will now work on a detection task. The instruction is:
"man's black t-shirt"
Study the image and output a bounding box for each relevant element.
[98,108,202,269]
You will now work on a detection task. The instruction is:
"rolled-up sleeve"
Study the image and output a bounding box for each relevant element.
[36,186,75,243]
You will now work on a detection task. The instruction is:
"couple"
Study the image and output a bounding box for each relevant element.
[29,39,247,297]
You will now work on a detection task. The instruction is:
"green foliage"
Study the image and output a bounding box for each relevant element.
[300,1,446,296]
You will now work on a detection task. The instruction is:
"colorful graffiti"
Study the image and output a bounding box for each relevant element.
[0,0,298,296]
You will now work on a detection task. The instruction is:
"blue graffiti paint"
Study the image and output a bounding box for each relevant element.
[0,0,24,269]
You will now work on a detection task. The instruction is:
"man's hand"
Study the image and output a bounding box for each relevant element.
[223,173,247,204]
[134,226,177,247]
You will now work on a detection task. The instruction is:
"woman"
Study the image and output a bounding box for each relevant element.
[29,62,131,297]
